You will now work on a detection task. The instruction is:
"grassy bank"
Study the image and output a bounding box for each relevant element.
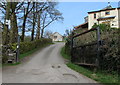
[19,43,53,59]
[3,43,53,66]
[61,46,119,85]
[60,46,71,60]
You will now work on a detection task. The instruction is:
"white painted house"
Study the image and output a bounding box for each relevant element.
[50,32,63,42]
[88,3,120,29]
[75,2,120,30]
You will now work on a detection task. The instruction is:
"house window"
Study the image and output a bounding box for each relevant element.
[94,23,97,25]
[54,36,57,39]
[94,14,96,19]
[112,24,114,26]
[105,11,110,15]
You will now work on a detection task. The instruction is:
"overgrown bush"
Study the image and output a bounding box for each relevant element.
[2,38,52,63]
[65,25,120,72]
[99,29,119,71]
[65,38,71,56]
[19,39,52,54]
[92,23,111,31]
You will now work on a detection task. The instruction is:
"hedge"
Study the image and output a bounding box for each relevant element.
[65,25,120,72]
[19,38,52,54]
[2,38,52,63]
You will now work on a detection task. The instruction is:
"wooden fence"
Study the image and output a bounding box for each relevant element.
[71,27,102,68]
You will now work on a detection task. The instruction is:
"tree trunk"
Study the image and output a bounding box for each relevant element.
[3,2,10,45]
[31,2,35,41]
[41,28,44,38]
[41,14,46,38]
[21,14,27,42]
[10,2,18,44]
[10,11,18,43]
[36,13,41,39]
[21,2,30,42]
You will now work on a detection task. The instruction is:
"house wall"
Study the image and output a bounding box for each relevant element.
[84,16,88,22]
[51,33,63,42]
[88,12,98,29]
[118,8,120,28]
[88,8,119,29]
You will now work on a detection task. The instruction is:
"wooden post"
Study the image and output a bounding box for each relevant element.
[96,27,101,70]
[16,35,20,63]
[71,32,74,63]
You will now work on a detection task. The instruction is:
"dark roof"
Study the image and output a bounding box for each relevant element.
[88,2,120,13]
[87,4,119,14]
[75,22,88,29]
[88,8,116,14]
[97,16,116,21]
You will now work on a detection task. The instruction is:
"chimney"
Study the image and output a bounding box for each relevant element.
[118,1,120,7]
[108,2,111,6]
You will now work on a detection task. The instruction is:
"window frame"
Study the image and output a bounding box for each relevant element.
[105,11,110,15]
[54,36,57,39]
[94,13,96,19]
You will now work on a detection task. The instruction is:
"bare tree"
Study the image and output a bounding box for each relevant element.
[36,2,48,39]
[44,29,53,38]
[0,1,24,44]
[40,2,63,38]
[0,1,63,44]
[21,2,33,42]
[2,2,10,45]
[9,2,18,43]
[31,2,35,41]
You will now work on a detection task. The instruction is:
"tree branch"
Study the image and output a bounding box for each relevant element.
[44,19,55,29]
[0,8,5,15]
[16,2,24,11]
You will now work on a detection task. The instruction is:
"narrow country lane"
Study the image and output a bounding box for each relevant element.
[3,42,97,83]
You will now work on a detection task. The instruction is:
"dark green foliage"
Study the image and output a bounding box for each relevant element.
[65,38,71,56]
[65,26,119,72]
[61,47,119,85]
[19,38,52,54]
[92,23,111,31]
[2,38,52,63]
[61,47,71,60]
[99,29,119,71]
[61,47,119,84]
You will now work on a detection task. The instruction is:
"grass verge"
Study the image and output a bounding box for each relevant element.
[19,43,53,59]
[3,43,53,66]
[54,41,65,42]
[61,46,119,85]
[60,46,71,60]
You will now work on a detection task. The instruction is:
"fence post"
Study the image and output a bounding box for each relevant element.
[71,32,74,63]
[16,35,20,63]
[96,27,101,70]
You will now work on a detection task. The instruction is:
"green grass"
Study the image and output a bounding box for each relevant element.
[3,62,21,66]
[60,46,71,60]
[67,63,119,85]
[54,41,65,42]
[19,43,53,59]
[0,64,2,68]
[3,43,53,66]
[61,46,119,85]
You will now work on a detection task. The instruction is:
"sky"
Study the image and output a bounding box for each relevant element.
[45,2,119,35]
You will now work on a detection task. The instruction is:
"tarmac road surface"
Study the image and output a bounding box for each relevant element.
[3,42,98,83]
